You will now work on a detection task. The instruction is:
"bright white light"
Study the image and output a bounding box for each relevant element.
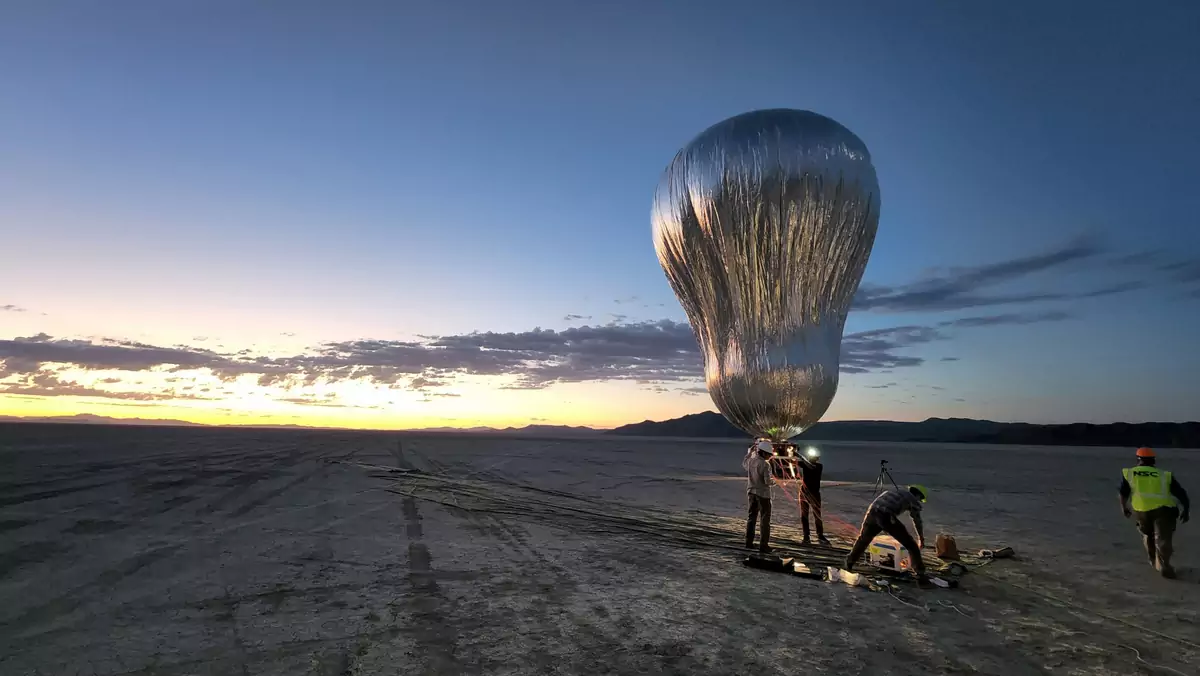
[805,447,819,458]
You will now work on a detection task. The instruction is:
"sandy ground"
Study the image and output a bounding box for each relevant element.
[0,424,1197,676]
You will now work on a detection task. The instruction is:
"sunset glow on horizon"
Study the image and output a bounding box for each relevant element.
[3,3,1199,429]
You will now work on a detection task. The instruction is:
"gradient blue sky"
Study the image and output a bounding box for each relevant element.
[2,1,1198,426]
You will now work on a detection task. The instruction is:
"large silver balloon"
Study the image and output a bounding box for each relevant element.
[652,109,880,441]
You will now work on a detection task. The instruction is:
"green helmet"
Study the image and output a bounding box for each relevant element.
[908,484,929,503]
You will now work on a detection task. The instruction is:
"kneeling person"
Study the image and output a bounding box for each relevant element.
[844,485,930,585]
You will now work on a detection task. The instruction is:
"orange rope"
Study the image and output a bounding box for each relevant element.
[767,457,859,539]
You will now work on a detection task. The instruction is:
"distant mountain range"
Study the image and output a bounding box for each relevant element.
[411,424,599,435]
[607,412,1200,449]
[0,414,599,436]
[0,413,208,427]
[4,412,1197,448]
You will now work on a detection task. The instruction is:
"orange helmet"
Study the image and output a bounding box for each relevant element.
[1136,447,1156,458]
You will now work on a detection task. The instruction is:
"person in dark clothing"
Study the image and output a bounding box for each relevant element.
[1119,447,1190,578]
[845,485,931,587]
[796,448,830,546]
[744,440,774,553]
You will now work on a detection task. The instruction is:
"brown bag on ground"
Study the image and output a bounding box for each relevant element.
[935,533,960,560]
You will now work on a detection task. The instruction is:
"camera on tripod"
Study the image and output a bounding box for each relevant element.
[874,458,899,494]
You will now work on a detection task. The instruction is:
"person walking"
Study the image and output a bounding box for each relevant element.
[1120,447,1190,578]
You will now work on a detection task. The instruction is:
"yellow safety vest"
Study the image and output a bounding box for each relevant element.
[1122,466,1176,512]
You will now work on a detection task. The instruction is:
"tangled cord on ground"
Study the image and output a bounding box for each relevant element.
[1117,644,1190,676]
[886,587,926,611]
[972,567,1200,652]
[884,576,1186,674]
[937,599,971,617]
[970,567,1197,674]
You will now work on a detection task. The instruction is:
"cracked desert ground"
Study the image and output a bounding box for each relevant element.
[1,423,1197,675]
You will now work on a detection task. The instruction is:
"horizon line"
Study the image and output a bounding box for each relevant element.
[2,412,1197,433]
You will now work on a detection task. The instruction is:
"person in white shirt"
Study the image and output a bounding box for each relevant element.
[744,440,775,553]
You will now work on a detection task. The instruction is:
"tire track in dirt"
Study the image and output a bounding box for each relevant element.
[401,441,641,671]
[194,446,326,518]
[393,440,462,673]
[0,478,129,507]
[227,462,329,519]
[441,449,870,673]
[0,544,181,640]
[400,441,808,671]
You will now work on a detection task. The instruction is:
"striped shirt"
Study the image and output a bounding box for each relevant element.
[868,488,924,532]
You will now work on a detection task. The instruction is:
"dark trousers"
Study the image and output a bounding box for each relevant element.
[801,490,824,540]
[1135,506,1179,570]
[745,493,772,551]
[845,510,926,575]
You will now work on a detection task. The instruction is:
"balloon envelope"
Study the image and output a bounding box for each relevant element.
[652,109,880,441]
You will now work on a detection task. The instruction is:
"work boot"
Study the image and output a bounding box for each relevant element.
[917,575,933,589]
[818,536,832,546]
[842,556,855,571]
[802,537,812,546]
[1161,565,1177,579]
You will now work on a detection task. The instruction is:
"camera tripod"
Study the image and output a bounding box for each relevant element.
[872,459,901,495]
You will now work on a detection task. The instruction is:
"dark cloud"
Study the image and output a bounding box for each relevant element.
[1164,260,1200,284]
[614,296,640,305]
[840,326,943,374]
[0,300,1073,400]
[851,238,1145,312]
[0,371,210,401]
[1109,251,1160,266]
[938,311,1071,328]
[409,375,448,390]
[0,321,947,393]
[0,335,222,372]
[1,304,27,313]
[1077,281,1146,298]
[276,397,355,408]
[563,314,592,322]
[434,320,704,389]
[941,357,960,362]
[867,382,898,389]
[2,322,703,392]
[1106,251,1200,290]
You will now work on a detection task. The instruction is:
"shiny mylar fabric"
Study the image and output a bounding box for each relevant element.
[652,109,880,441]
